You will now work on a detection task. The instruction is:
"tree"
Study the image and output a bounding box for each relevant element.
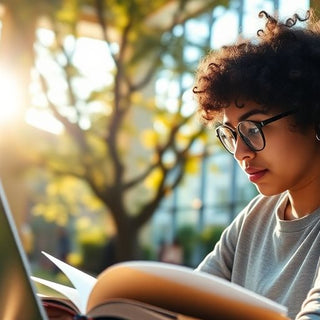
[0,0,229,262]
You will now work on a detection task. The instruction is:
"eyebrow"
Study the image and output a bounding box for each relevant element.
[224,109,268,126]
[238,109,268,121]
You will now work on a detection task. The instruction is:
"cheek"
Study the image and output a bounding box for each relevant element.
[265,126,313,159]
[264,130,318,179]
[246,124,319,195]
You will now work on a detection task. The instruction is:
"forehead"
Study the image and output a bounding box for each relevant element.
[222,102,267,125]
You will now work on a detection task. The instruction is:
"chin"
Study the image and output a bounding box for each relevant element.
[254,184,284,197]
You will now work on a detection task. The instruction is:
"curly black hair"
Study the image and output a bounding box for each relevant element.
[193,10,320,130]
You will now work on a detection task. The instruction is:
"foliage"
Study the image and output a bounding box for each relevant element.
[176,224,198,266]
[172,224,226,267]
[0,0,230,261]
[199,224,226,254]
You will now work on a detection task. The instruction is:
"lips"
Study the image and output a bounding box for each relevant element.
[244,167,268,183]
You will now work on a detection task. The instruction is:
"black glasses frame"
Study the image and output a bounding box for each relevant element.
[216,109,297,154]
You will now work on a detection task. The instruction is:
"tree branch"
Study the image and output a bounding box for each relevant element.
[38,73,88,151]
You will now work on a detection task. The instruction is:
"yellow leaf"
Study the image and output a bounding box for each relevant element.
[82,193,104,211]
[46,183,59,196]
[55,0,80,23]
[66,252,82,267]
[32,204,47,216]
[185,157,200,174]
[176,132,191,147]
[76,217,91,231]
[144,168,163,189]
[78,228,106,245]
[131,92,143,105]
[156,114,171,129]
[140,129,158,148]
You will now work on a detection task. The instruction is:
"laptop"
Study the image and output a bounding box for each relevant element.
[0,180,48,319]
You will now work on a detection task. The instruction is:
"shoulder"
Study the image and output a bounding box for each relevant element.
[213,192,287,245]
[231,192,286,229]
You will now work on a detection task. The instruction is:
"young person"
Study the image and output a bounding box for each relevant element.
[193,10,320,320]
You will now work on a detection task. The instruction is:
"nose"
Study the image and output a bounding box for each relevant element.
[233,136,256,162]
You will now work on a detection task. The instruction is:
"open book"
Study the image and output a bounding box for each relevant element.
[33,251,289,320]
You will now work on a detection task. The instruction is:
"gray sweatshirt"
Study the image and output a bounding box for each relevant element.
[196,192,320,320]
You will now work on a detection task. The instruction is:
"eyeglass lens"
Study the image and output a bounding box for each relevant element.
[217,121,264,154]
[216,127,236,153]
[238,122,264,150]
[216,109,297,154]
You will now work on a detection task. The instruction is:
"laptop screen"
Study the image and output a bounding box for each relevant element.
[0,181,47,319]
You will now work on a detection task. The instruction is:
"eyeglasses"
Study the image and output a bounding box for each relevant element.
[215,109,297,154]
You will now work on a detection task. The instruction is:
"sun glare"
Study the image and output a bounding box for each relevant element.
[25,108,64,135]
[0,71,21,124]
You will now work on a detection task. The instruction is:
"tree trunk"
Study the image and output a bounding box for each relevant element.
[115,218,140,262]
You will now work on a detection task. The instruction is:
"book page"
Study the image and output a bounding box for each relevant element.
[32,276,81,313]
[41,251,97,313]
[87,261,288,320]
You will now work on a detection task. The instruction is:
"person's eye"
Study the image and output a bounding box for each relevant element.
[248,127,259,136]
